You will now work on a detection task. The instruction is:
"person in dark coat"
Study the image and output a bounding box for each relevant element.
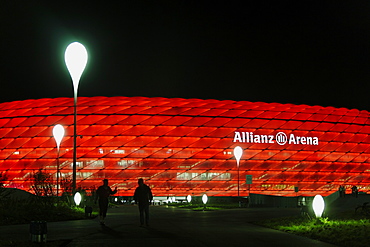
[134,178,153,226]
[95,179,117,225]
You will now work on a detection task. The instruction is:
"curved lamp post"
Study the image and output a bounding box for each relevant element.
[53,124,65,197]
[233,146,243,197]
[65,42,88,194]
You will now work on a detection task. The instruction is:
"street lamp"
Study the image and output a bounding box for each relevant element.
[74,191,82,206]
[202,194,208,204]
[312,194,325,218]
[187,195,192,204]
[233,146,243,197]
[65,42,88,194]
[202,194,208,210]
[53,124,65,197]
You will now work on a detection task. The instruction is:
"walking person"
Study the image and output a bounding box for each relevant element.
[95,179,117,225]
[134,178,153,227]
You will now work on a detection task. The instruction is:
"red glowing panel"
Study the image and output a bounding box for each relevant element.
[0,96,370,197]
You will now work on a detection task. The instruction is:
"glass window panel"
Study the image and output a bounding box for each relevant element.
[335,143,357,152]
[321,142,342,152]
[121,125,154,136]
[165,126,197,137]
[98,125,133,136]
[223,119,251,127]
[3,118,27,128]
[125,136,158,147]
[181,108,209,116]
[0,138,14,148]
[280,121,302,130]
[78,115,107,125]
[186,127,217,137]
[101,136,137,146]
[0,128,12,138]
[160,107,191,115]
[333,133,354,142]
[206,128,234,138]
[140,116,172,125]
[22,137,49,148]
[119,115,151,125]
[199,109,229,116]
[3,127,29,138]
[203,118,231,127]
[351,144,369,153]
[162,116,192,126]
[184,117,212,127]
[146,137,179,147]
[144,126,177,136]
[79,125,111,136]
[127,147,162,158]
[273,112,297,120]
[168,137,200,148]
[345,125,362,133]
[149,148,182,158]
[189,138,220,148]
[139,106,171,115]
[114,106,150,115]
[96,105,131,114]
[219,110,246,117]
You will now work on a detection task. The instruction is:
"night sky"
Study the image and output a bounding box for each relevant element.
[2,1,370,111]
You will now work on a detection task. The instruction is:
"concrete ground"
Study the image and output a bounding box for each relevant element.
[0,205,338,247]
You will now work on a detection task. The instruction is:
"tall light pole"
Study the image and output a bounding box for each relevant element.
[53,124,65,197]
[65,42,88,194]
[233,146,243,197]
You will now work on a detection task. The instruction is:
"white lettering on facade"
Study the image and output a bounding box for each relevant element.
[233,132,319,146]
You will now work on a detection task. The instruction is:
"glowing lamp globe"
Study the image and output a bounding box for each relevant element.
[202,194,208,204]
[74,192,82,206]
[52,124,65,150]
[233,146,243,167]
[187,195,192,203]
[65,42,88,95]
[312,194,325,218]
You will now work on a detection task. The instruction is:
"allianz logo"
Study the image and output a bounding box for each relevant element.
[233,131,319,145]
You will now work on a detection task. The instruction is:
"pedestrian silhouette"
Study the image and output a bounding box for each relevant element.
[134,178,153,227]
[351,185,358,198]
[339,185,345,197]
[95,179,117,225]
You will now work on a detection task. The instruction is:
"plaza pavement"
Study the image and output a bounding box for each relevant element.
[0,205,337,247]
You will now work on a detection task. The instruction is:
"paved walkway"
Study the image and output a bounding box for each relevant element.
[0,205,337,247]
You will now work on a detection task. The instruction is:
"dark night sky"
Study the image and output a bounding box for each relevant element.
[2,1,370,111]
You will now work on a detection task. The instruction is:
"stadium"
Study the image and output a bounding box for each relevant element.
[0,96,369,197]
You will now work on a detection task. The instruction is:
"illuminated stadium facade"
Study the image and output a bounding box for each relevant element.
[1,96,370,197]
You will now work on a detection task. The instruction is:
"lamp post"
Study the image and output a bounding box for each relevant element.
[233,146,243,197]
[53,124,65,197]
[202,194,208,210]
[65,42,88,194]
